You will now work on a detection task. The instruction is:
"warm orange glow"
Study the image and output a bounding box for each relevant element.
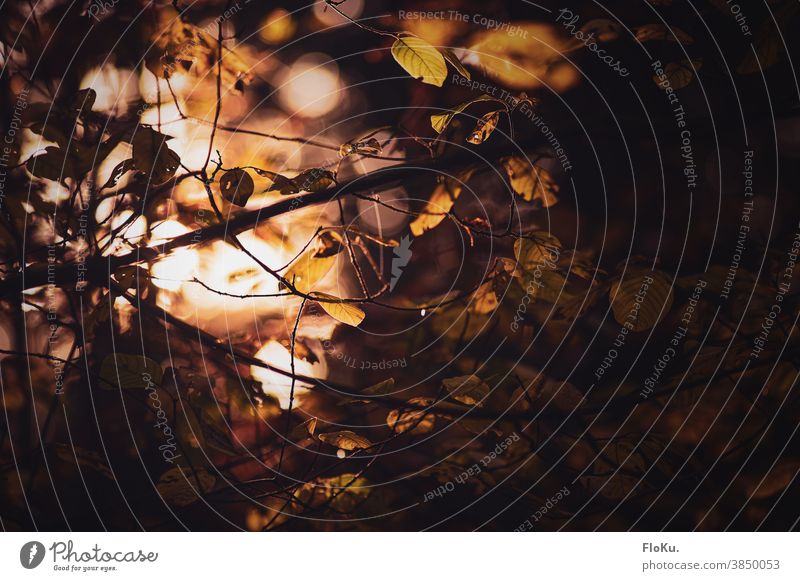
[149,221,198,292]
[251,340,326,408]
[278,54,341,118]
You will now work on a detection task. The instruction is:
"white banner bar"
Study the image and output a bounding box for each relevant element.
[0,533,797,580]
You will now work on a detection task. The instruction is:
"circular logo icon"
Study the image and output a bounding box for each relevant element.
[19,541,46,569]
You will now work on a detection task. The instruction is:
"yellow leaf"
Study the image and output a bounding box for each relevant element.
[653,59,702,90]
[318,430,372,450]
[634,24,694,44]
[266,168,335,195]
[339,137,382,158]
[463,24,579,92]
[289,417,317,440]
[387,397,435,434]
[363,378,396,395]
[469,282,499,314]
[391,35,447,86]
[311,292,366,327]
[466,110,502,144]
[609,268,674,332]
[442,374,490,407]
[293,473,370,513]
[430,94,500,134]
[148,8,253,90]
[502,156,559,207]
[409,168,475,236]
[440,47,471,80]
[283,251,336,294]
[519,269,568,304]
[514,232,562,274]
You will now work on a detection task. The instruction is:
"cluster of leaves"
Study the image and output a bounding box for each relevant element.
[2,0,799,532]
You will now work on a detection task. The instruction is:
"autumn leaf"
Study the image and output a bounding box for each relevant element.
[219,168,255,207]
[71,88,96,120]
[466,110,502,144]
[440,47,471,80]
[391,35,448,86]
[430,94,502,134]
[282,249,336,293]
[387,397,436,434]
[187,391,240,456]
[514,232,562,274]
[28,139,118,183]
[101,158,135,190]
[98,353,163,390]
[339,137,383,158]
[442,374,490,406]
[312,230,345,258]
[634,24,694,44]
[502,157,559,207]
[50,444,113,479]
[462,24,579,91]
[293,473,371,513]
[293,169,336,193]
[290,417,318,440]
[318,430,372,450]
[579,437,657,500]
[409,168,475,236]
[156,466,216,507]
[338,378,396,406]
[609,268,674,332]
[736,2,799,74]
[363,378,396,395]
[311,292,366,327]
[148,8,253,90]
[469,281,499,315]
[520,269,569,304]
[653,59,702,90]
[266,168,335,195]
[577,18,624,43]
[132,127,180,185]
[27,146,79,181]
